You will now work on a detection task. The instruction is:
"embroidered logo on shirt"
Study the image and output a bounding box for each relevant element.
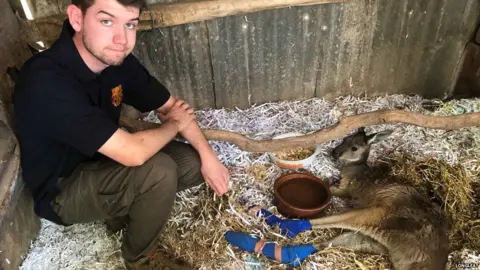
[111,85,123,107]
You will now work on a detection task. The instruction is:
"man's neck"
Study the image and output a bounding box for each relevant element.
[72,33,107,74]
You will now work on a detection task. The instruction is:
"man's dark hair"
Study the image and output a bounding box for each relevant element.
[71,0,147,14]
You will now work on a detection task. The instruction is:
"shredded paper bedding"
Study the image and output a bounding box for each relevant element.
[19,94,480,270]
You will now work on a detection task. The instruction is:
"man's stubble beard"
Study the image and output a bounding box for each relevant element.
[82,28,128,66]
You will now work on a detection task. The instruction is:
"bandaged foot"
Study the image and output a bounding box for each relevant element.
[247,205,312,238]
[224,231,317,267]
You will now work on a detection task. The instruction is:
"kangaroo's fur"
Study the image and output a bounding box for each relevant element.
[310,127,450,270]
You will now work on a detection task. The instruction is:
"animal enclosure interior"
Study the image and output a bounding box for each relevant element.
[1,0,480,269]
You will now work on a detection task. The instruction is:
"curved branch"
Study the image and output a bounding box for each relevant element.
[119,109,480,152]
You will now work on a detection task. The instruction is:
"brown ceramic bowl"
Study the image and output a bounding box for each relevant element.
[273,172,332,219]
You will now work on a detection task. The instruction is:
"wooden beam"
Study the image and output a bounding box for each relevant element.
[140,0,348,29]
[22,0,348,46]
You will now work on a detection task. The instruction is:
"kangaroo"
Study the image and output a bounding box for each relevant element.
[309,127,450,270]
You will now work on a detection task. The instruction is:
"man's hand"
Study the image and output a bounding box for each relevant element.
[156,96,230,195]
[200,154,230,196]
[162,99,195,132]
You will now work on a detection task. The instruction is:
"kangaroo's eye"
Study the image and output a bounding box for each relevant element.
[351,146,358,152]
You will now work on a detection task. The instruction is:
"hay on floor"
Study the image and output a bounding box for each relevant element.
[378,154,480,252]
[153,95,480,270]
[19,95,480,270]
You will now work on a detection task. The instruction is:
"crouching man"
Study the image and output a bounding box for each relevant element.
[13,0,230,268]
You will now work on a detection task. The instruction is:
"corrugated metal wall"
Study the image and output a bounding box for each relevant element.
[23,0,480,109]
[132,0,479,109]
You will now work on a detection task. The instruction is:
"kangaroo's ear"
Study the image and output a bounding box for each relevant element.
[366,130,393,145]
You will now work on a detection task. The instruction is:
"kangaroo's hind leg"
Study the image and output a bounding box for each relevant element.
[310,207,388,247]
[310,207,386,230]
[320,232,387,254]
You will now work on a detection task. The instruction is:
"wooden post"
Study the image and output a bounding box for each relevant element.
[22,0,348,47]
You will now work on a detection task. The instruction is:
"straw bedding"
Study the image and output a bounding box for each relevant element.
[19,94,480,270]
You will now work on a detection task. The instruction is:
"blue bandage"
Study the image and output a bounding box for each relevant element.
[260,242,276,260]
[256,208,282,225]
[224,231,317,267]
[254,208,312,238]
[282,244,318,267]
[224,231,258,252]
[256,241,318,267]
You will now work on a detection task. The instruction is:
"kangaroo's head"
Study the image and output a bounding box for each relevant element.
[332,127,393,166]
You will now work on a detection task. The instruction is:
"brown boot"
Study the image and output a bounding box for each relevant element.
[124,248,195,270]
[105,216,127,233]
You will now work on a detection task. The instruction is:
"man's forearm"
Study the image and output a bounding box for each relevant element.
[180,121,216,159]
[131,121,179,163]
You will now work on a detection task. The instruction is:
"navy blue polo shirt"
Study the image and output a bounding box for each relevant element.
[13,20,171,225]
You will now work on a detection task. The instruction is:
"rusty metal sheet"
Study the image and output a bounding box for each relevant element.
[315,0,480,99]
[207,6,323,108]
[132,22,215,109]
[450,42,480,99]
[476,26,480,44]
[202,0,479,108]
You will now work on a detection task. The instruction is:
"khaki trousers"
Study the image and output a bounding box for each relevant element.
[51,140,204,262]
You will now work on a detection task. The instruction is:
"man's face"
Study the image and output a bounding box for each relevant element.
[80,0,139,66]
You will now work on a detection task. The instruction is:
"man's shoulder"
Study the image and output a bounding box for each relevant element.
[13,52,82,113]
[20,51,67,78]
[17,51,76,92]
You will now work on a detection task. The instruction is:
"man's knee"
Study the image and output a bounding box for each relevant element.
[133,152,178,195]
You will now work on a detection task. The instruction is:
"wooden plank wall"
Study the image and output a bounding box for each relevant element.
[19,0,480,109]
